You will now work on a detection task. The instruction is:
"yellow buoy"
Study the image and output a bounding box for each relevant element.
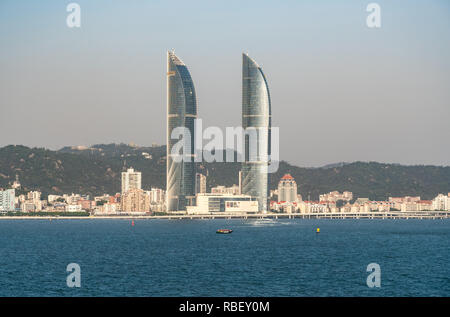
[316,228,320,233]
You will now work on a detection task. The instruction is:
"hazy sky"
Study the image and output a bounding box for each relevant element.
[1,0,449,167]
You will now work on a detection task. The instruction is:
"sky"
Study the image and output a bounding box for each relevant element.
[0,0,449,167]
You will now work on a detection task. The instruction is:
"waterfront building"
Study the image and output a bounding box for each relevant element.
[121,168,142,194]
[78,199,94,211]
[195,173,206,194]
[0,189,15,211]
[27,191,41,202]
[271,201,298,213]
[149,187,165,204]
[105,202,120,213]
[64,193,81,205]
[389,196,421,203]
[21,201,36,212]
[278,174,298,203]
[20,191,43,212]
[368,201,393,212]
[121,188,150,213]
[319,191,353,202]
[66,204,83,212]
[166,51,197,211]
[432,194,450,211]
[186,193,258,214]
[48,202,67,212]
[299,201,329,214]
[241,53,271,212]
[417,200,433,211]
[389,196,420,210]
[97,202,120,214]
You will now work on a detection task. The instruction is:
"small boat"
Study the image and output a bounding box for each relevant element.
[216,229,233,234]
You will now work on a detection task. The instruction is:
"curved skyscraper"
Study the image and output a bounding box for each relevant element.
[166,51,197,211]
[241,53,271,212]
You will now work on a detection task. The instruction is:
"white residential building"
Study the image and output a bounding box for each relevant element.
[149,188,165,204]
[0,189,15,211]
[432,194,450,211]
[319,191,353,202]
[121,168,142,194]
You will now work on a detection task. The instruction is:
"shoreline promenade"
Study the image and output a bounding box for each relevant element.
[0,211,449,220]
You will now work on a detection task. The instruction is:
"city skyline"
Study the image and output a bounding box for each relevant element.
[1,0,450,302]
[1,0,449,167]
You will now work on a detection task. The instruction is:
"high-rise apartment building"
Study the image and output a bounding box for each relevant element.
[0,189,15,211]
[121,168,142,194]
[120,188,150,213]
[149,188,165,204]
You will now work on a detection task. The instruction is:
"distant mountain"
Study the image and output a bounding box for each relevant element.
[0,144,449,200]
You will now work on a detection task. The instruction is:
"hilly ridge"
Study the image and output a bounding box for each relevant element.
[0,144,449,201]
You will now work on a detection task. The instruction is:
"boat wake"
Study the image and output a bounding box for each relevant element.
[246,218,288,227]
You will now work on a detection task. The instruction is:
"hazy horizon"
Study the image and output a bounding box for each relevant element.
[1,0,449,167]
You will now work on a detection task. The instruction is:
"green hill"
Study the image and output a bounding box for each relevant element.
[0,144,448,200]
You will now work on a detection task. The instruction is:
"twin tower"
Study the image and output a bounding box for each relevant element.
[166,51,272,212]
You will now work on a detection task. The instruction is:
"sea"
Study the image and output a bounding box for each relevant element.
[0,218,449,296]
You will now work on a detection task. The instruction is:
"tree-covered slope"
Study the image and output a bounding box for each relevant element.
[0,144,448,200]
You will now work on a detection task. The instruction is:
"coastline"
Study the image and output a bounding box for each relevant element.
[0,211,449,220]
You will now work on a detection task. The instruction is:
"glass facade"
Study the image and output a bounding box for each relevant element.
[241,53,271,212]
[166,52,197,211]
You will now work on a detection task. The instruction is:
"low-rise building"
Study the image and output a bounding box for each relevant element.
[417,200,433,211]
[298,201,329,214]
[101,202,120,213]
[78,199,95,211]
[187,193,258,214]
[211,185,240,195]
[319,191,353,202]
[271,201,298,213]
[66,204,83,212]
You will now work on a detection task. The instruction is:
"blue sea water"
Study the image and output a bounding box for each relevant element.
[0,219,449,296]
